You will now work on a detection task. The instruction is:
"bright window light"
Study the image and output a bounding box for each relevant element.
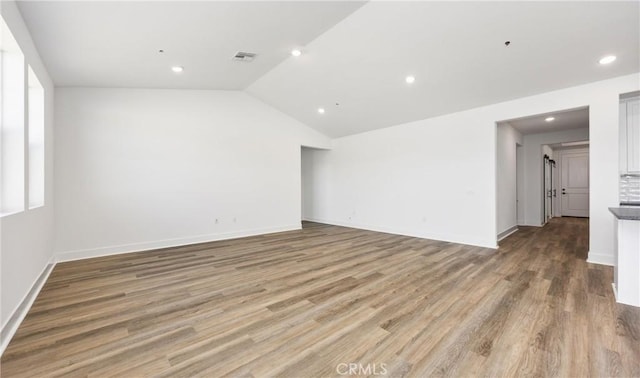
[28,65,44,209]
[1,16,26,216]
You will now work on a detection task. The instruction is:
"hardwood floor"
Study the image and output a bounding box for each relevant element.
[2,218,639,377]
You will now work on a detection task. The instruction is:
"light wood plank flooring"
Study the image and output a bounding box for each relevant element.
[2,218,639,377]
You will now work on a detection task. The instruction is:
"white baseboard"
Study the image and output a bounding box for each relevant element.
[1,257,56,356]
[55,224,301,263]
[517,222,543,227]
[497,226,518,242]
[587,251,614,266]
[303,217,498,249]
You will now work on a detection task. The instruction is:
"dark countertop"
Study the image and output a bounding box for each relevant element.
[609,207,640,221]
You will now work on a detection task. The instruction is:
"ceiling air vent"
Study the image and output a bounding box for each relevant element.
[233,52,256,62]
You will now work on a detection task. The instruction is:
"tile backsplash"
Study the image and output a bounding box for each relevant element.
[620,174,640,205]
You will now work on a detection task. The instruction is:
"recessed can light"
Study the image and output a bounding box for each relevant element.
[405,75,416,84]
[291,49,302,57]
[171,66,184,73]
[317,108,325,114]
[545,117,555,122]
[599,55,616,65]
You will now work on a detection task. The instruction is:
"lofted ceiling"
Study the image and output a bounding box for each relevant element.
[16,1,365,90]
[17,1,640,138]
[502,107,589,135]
[248,1,639,137]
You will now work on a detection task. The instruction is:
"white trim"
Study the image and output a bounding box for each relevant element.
[612,283,618,302]
[518,221,544,227]
[1,257,56,356]
[497,226,518,241]
[55,224,301,263]
[304,217,498,249]
[0,210,23,218]
[587,251,614,266]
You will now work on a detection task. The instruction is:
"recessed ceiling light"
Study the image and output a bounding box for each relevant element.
[599,55,617,65]
[291,49,302,57]
[171,66,184,73]
[545,117,555,122]
[317,108,325,114]
[405,75,416,84]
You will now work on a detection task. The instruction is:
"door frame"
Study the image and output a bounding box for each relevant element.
[541,145,557,225]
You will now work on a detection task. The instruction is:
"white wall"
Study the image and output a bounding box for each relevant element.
[496,123,523,237]
[305,108,499,248]
[303,74,639,257]
[0,0,55,337]
[520,128,589,226]
[54,88,330,260]
[516,144,525,224]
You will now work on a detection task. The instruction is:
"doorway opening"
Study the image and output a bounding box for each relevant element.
[542,142,590,223]
[542,151,556,223]
[496,106,589,243]
[301,146,329,227]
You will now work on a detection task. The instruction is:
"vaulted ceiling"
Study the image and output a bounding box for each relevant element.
[17,1,365,89]
[18,1,640,138]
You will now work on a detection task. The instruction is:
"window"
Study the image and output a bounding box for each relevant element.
[28,66,44,208]
[0,15,45,216]
[1,16,25,215]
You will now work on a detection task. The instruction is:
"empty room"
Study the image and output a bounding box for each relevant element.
[1,1,639,377]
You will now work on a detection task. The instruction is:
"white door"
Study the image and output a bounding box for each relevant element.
[561,150,589,217]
